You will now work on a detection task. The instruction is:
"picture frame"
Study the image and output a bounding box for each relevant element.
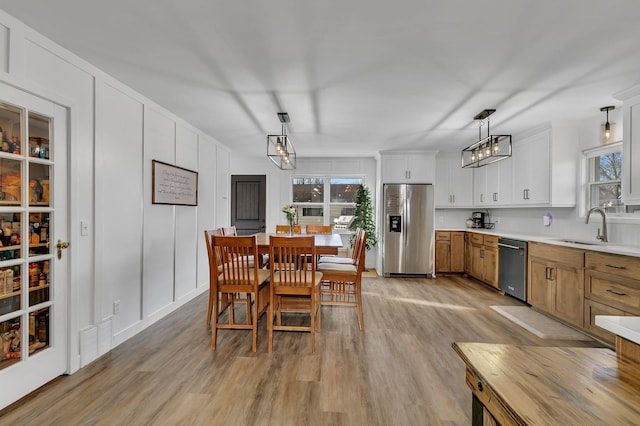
[151,160,198,206]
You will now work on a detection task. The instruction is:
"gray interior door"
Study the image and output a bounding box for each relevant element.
[231,175,266,235]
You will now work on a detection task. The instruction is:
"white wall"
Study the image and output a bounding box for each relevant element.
[0,9,230,372]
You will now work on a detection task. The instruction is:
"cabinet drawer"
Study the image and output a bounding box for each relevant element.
[483,235,499,248]
[585,270,640,314]
[469,233,483,245]
[583,299,630,344]
[585,252,640,280]
[436,231,451,241]
[529,242,584,267]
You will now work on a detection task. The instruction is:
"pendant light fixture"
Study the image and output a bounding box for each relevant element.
[461,109,512,168]
[267,112,296,170]
[600,106,615,143]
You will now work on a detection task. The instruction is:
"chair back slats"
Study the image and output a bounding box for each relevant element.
[305,225,332,234]
[275,224,302,234]
[214,235,258,287]
[354,230,367,272]
[269,236,316,287]
[351,228,364,261]
[222,226,238,236]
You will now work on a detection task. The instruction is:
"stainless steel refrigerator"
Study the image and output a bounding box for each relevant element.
[383,184,434,277]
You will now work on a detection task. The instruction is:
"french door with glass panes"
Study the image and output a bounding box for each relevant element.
[0,82,68,409]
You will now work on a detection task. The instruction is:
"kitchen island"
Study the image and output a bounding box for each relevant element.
[452,342,640,425]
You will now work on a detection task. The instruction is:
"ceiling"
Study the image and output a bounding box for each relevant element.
[2,0,640,158]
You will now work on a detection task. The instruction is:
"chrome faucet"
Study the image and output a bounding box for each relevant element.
[585,207,608,243]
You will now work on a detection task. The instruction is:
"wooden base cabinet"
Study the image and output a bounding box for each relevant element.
[435,231,465,273]
[584,251,640,344]
[527,242,584,328]
[466,233,499,288]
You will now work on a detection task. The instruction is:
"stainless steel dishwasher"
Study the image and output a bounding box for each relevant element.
[498,238,528,302]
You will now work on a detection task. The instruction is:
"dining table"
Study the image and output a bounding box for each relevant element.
[252,232,343,256]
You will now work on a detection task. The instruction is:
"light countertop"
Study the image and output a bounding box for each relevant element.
[436,227,640,257]
[595,316,640,344]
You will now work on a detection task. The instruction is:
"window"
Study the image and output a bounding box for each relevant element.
[292,177,325,227]
[584,142,639,214]
[291,176,364,228]
[329,178,362,227]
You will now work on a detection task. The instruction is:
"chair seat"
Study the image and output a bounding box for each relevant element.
[271,270,323,287]
[318,256,353,265]
[317,262,357,275]
[219,268,269,285]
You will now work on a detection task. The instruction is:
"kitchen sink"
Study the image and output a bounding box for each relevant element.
[556,239,603,246]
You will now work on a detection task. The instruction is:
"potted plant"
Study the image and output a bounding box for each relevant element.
[349,185,377,251]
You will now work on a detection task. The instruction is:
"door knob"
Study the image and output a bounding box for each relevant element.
[57,240,69,260]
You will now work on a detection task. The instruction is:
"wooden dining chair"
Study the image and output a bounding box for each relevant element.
[268,235,323,353]
[318,228,363,265]
[305,225,332,234]
[316,230,367,330]
[210,235,270,352]
[275,224,301,234]
[205,228,253,328]
[204,228,225,327]
[222,225,237,236]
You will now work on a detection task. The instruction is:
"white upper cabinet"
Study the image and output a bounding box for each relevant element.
[472,155,513,207]
[486,158,513,206]
[473,166,487,206]
[381,151,437,183]
[435,154,473,207]
[511,129,551,205]
[508,124,577,207]
[615,85,640,204]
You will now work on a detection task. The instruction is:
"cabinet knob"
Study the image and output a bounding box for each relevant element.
[477,381,483,392]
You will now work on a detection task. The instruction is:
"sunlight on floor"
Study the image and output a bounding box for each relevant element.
[362,291,475,311]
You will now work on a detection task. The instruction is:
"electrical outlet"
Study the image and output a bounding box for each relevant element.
[494,217,500,224]
[113,300,120,315]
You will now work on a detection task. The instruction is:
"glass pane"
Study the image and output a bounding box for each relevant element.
[0,102,22,155]
[28,260,50,306]
[29,212,50,256]
[594,152,622,182]
[29,307,49,355]
[0,212,21,261]
[329,205,356,229]
[296,206,324,227]
[330,178,362,203]
[590,182,622,209]
[0,265,21,317]
[28,112,50,160]
[28,163,50,206]
[0,316,22,369]
[292,177,324,203]
[0,158,22,205]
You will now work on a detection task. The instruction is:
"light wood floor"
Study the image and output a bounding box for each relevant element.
[1,275,602,425]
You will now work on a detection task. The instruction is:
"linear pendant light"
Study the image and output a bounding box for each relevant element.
[267,112,296,170]
[461,109,512,168]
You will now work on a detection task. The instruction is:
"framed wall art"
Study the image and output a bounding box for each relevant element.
[152,160,198,206]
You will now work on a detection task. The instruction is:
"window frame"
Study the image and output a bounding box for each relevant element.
[581,141,640,220]
[291,174,365,227]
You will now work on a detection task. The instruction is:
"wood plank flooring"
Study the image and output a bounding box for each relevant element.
[0,275,602,425]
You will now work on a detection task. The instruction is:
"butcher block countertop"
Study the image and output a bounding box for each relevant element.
[452,342,640,425]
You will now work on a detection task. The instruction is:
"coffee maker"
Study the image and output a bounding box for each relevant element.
[471,211,486,228]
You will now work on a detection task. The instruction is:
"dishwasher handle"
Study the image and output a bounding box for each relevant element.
[498,242,525,250]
